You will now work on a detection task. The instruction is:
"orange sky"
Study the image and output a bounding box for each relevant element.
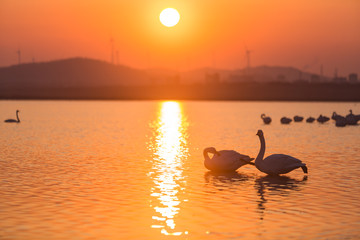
[1,0,359,76]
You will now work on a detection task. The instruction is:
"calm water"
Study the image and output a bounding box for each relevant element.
[1,100,360,240]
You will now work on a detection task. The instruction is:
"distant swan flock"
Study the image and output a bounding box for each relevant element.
[261,109,359,127]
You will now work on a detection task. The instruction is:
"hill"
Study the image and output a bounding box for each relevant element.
[1,57,358,101]
[0,58,148,88]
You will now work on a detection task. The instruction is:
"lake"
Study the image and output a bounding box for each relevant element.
[1,100,360,239]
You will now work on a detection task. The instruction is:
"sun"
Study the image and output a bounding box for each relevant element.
[159,8,180,27]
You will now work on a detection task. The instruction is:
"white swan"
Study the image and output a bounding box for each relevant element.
[280,117,292,124]
[261,114,272,124]
[203,147,254,172]
[4,110,20,123]
[306,117,315,123]
[254,130,308,175]
[332,112,346,127]
[346,110,358,125]
[317,114,330,123]
[293,115,304,122]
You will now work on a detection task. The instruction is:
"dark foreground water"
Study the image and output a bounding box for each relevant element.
[1,100,360,239]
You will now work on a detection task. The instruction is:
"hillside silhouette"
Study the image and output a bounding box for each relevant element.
[1,58,359,100]
[0,58,148,88]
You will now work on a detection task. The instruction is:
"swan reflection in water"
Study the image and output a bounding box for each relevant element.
[255,175,308,220]
[204,171,251,185]
[148,101,189,236]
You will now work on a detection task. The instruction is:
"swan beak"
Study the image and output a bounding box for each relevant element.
[215,151,220,156]
[249,158,255,161]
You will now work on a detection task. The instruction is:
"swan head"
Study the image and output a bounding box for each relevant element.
[204,147,220,156]
[256,129,264,137]
[261,114,265,118]
[16,110,20,113]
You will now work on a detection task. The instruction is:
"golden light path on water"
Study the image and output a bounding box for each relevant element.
[149,101,189,236]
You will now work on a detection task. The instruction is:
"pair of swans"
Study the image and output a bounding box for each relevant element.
[204,129,307,175]
[332,110,359,126]
[4,110,20,123]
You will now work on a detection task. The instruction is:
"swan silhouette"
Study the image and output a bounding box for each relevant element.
[4,110,20,123]
[306,117,315,123]
[353,110,360,122]
[280,117,292,124]
[332,112,347,127]
[254,130,308,175]
[293,115,304,122]
[346,110,358,125]
[261,114,272,124]
[317,114,330,123]
[203,147,254,172]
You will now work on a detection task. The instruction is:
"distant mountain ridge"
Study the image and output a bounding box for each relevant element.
[0,57,330,89]
[0,58,148,88]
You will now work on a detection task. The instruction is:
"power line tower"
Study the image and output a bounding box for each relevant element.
[17,49,21,65]
[110,38,114,64]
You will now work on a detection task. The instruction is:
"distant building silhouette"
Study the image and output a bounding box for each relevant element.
[333,76,347,83]
[349,73,358,83]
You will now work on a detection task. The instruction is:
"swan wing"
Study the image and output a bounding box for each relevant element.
[263,154,306,174]
[206,150,246,172]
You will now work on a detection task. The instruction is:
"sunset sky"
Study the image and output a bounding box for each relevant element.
[1,0,359,76]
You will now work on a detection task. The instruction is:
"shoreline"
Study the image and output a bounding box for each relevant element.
[1,82,360,101]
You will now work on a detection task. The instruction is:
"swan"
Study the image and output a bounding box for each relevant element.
[4,110,20,123]
[353,110,360,122]
[254,130,308,175]
[280,117,292,124]
[203,147,254,172]
[293,115,304,122]
[346,110,358,125]
[261,114,272,124]
[317,114,330,123]
[306,117,315,123]
[332,112,347,127]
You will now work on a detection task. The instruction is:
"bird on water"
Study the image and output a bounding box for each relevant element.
[254,130,308,175]
[306,117,315,123]
[261,114,272,124]
[280,117,292,124]
[4,110,20,123]
[203,147,254,172]
[293,115,304,122]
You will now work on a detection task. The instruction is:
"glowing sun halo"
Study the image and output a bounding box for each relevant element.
[160,8,180,27]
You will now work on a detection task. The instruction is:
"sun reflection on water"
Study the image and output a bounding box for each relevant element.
[148,101,189,236]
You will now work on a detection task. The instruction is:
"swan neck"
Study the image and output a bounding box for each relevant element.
[255,135,266,164]
[16,111,20,122]
[203,149,210,162]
